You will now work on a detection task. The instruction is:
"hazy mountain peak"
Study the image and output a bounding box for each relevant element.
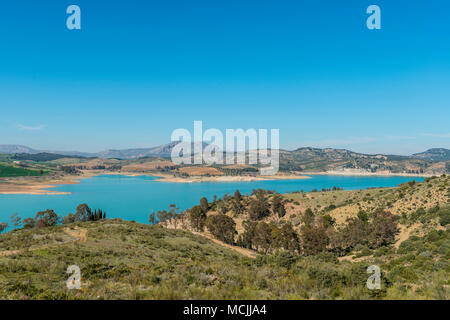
[413,148,450,161]
[0,144,39,154]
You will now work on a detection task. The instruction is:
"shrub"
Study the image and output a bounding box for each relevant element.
[22,218,36,229]
[248,193,270,221]
[0,222,8,233]
[35,209,59,228]
[272,251,298,269]
[188,205,206,232]
[389,265,418,282]
[438,207,450,226]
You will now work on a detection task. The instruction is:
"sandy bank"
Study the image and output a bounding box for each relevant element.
[154,173,310,183]
[0,167,427,195]
[0,171,105,195]
[0,171,311,194]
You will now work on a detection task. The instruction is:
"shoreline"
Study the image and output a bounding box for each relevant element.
[0,171,311,194]
[0,169,429,195]
[153,173,311,183]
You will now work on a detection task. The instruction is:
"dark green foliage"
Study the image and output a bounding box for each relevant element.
[300,225,328,255]
[75,203,91,222]
[248,191,270,221]
[369,210,399,247]
[271,194,282,214]
[0,176,447,299]
[0,222,8,233]
[35,209,59,228]
[61,166,80,174]
[189,205,206,232]
[272,251,298,269]
[271,194,286,218]
[334,209,399,251]
[410,207,426,222]
[12,152,67,162]
[320,214,336,228]
[10,213,22,229]
[205,214,236,244]
[277,205,286,218]
[232,190,244,214]
[357,210,369,223]
[62,213,75,224]
[253,222,272,253]
[22,217,36,229]
[0,164,45,177]
[272,222,301,253]
[438,207,450,226]
[302,208,315,226]
[0,217,447,299]
[148,212,156,225]
[238,220,257,249]
[72,203,105,223]
[216,200,228,214]
[200,197,209,213]
[234,189,241,202]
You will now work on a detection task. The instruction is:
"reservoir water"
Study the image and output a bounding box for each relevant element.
[0,174,423,225]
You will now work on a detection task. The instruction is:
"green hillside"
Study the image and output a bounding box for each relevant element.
[0,163,47,177]
[0,175,448,300]
[0,219,448,300]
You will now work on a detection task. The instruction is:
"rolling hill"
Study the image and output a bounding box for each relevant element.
[1,144,449,175]
[278,147,449,175]
[413,148,450,162]
[0,142,202,160]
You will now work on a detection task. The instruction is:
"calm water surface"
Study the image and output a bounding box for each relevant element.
[0,175,423,224]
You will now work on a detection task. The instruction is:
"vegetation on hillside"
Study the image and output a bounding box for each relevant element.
[11,153,69,162]
[1,145,449,180]
[0,163,47,177]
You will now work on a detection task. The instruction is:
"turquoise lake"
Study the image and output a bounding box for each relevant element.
[0,175,423,225]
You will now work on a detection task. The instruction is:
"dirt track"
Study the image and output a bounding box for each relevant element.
[63,227,87,243]
[190,230,257,258]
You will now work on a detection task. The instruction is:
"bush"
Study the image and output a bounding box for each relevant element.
[272,251,298,269]
[35,209,59,228]
[188,205,206,232]
[438,207,450,226]
[389,265,418,282]
[373,246,392,257]
[355,246,372,258]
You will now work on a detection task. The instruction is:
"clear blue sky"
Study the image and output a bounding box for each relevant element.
[0,0,449,155]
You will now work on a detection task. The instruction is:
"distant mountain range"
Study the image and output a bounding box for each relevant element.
[1,144,449,174]
[1,144,449,162]
[275,147,450,174]
[412,148,450,162]
[0,145,96,158]
[0,142,203,159]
